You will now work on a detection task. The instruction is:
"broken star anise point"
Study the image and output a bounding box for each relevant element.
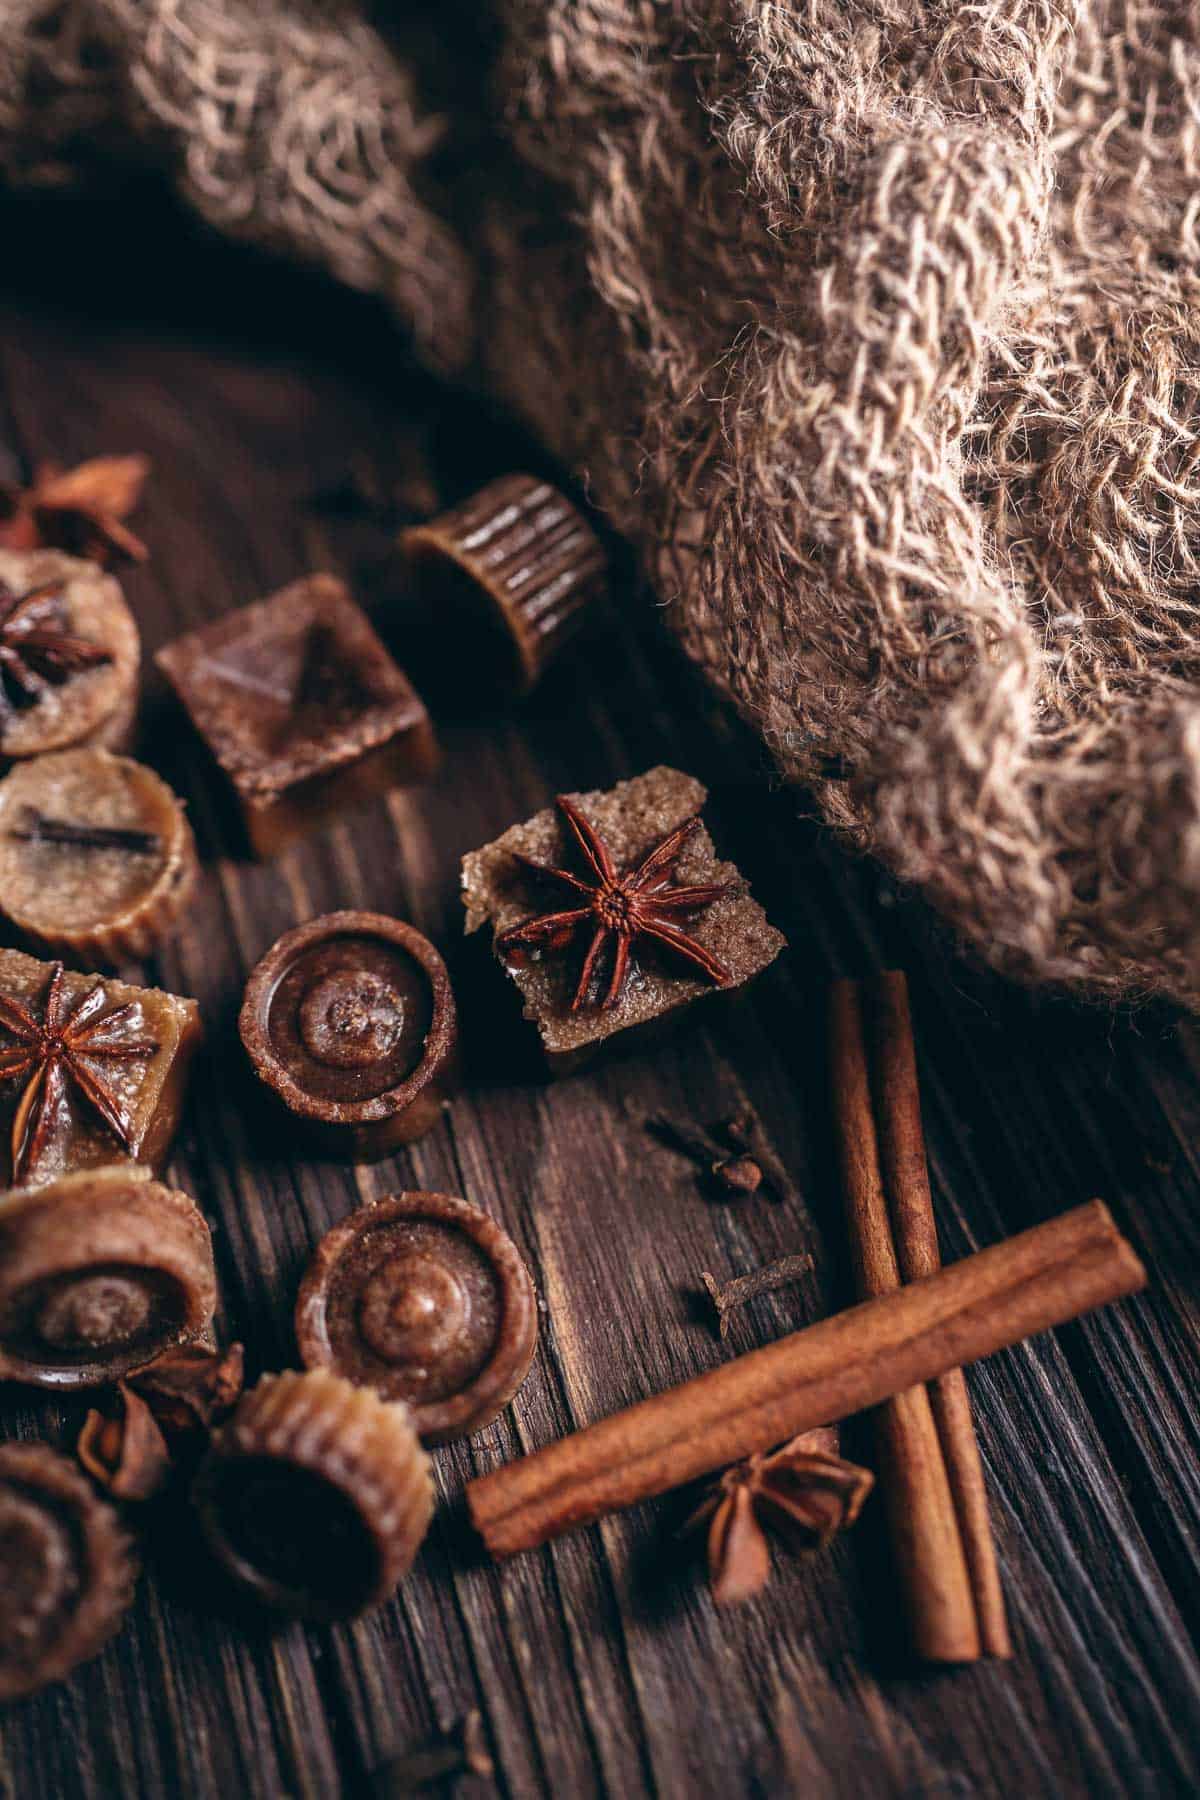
[685,1427,874,1606]
[76,1343,246,1502]
[127,1342,246,1434]
[0,454,150,565]
[0,962,159,1184]
[497,795,735,1011]
[77,1382,172,1501]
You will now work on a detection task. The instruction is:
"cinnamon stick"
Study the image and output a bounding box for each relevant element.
[829,978,979,1661]
[467,1201,1144,1556]
[869,970,1011,1658]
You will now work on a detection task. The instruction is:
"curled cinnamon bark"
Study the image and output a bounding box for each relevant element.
[829,978,979,1662]
[866,971,1011,1659]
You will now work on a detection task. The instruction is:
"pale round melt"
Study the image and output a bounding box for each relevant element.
[0,749,197,964]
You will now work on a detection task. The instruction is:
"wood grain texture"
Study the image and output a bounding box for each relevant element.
[0,192,1198,1798]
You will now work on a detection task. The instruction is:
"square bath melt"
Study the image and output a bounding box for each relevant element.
[462,765,785,1070]
[0,948,201,1189]
[156,574,437,857]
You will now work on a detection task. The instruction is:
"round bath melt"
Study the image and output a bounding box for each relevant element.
[296,1191,538,1444]
[0,1165,217,1388]
[239,910,458,1160]
[0,749,197,965]
[193,1368,433,1620]
[0,1442,138,1701]
[0,549,140,762]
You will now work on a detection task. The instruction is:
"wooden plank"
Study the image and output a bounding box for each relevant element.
[0,215,1199,1798]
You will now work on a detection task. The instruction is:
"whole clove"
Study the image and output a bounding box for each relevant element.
[700,1256,814,1340]
[645,1112,764,1197]
[721,1112,800,1207]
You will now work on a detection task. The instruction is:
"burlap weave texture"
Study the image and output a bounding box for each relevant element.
[3,1,1197,1004]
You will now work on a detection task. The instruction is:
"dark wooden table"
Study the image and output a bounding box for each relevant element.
[1,194,1198,1800]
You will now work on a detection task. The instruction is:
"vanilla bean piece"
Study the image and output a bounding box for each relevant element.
[722,1113,799,1207]
[701,1257,813,1340]
[370,1712,493,1795]
[9,807,159,855]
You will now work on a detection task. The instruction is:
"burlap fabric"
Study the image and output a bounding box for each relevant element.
[2,2,1198,1005]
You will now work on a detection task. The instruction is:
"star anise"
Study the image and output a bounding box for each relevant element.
[77,1343,246,1501]
[497,795,735,1010]
[77,1382,172,1501]
[685,1427,874,1606]
[0,580,113,730]
[0,963,159,1184]
[0,454,150,564]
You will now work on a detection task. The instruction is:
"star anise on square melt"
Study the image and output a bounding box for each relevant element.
[685,1427,874,1606]
[0,962,159,1183]
[0,455,149,565]
[0,580,113,730]
[497,795,734,1010]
